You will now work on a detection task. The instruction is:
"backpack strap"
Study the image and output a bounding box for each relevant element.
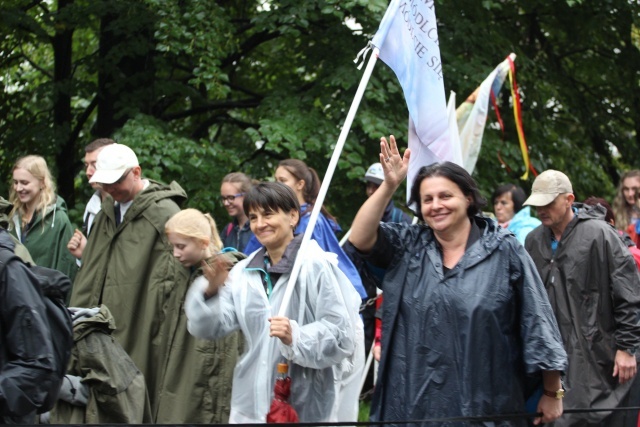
[225,222,234,238]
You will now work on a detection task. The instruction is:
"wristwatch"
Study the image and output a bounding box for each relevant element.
[543,388,565,400]
[623,347,637,356]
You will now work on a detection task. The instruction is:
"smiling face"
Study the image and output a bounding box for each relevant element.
[12,167,43,209]
[622,176,640,206]
[494,191,515,224]
[248,206,298,253]
[167,232,207,267]
[220,182,245,219]
[420,176,471,234]
[275,167,305,205]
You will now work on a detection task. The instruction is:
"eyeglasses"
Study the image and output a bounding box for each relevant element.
[219,193,245,205]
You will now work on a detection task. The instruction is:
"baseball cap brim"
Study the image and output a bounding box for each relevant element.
[89,168,128,185]
[364,176,383,185]
[523,192,559,207]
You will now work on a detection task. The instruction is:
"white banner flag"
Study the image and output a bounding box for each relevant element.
[457,54,514,174]
[371,0,455,200]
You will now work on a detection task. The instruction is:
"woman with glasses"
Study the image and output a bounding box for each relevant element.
[219,172,256,253]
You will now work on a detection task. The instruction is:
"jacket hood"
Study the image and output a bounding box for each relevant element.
[574,202,607,221]
[459,215,513,268]
[409,215,511,275]
[10,195,69,232]
[68,304,116,341]
[552,202,608,241]
[124,180,187,220]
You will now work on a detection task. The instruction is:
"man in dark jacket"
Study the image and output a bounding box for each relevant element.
[0,228,56,423]
[524,170,640,426]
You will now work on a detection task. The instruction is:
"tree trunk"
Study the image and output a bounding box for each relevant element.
[53,0,75,207]
[95,1,155,138]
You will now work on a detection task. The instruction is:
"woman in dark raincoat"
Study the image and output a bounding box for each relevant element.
[348,136,568,426]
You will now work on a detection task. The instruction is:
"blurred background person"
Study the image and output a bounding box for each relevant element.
[613,170,640,233]
[67,138,115,262]
[492,183,540,245]
[583,196,640,271]
[219,172,255,253]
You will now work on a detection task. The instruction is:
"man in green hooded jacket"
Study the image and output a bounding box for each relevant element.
[69,144,191,422]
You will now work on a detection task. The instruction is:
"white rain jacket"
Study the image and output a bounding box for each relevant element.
[185,236,362,423]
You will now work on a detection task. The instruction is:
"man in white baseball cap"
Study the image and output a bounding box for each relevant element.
[89,143,139,185]
[70,143,192,422]
[524,169,640,426]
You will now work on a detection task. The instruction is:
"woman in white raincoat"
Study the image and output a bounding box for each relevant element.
[185,182,361,423]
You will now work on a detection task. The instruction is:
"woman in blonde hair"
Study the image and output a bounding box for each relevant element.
[161,208,245,423]
[9,155,77,281]
[613,170,640,233]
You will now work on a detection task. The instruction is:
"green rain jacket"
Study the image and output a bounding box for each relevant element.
[10,196,76,281]
[49,305,152,424]
[155,250,246,423]
[70,180,189,420]
[0,197,33,264]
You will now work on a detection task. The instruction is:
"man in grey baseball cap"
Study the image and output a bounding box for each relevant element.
[523,170,574,237]
[524,169,640,426]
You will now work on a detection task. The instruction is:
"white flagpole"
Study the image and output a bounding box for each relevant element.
[338,228,352,247]
[278,48,380,316]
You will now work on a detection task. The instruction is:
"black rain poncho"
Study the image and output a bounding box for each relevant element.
[364,216,567,426]
[525,203,640,426]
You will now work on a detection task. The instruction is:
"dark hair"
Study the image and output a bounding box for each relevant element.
[277,159,337,223]
[583,196,615,224]
[408,162,487,222]
[243,182,301,228]
[85,138,115,153]
[491,184,527,213]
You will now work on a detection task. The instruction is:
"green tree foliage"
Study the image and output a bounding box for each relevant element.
[0,0,638,227]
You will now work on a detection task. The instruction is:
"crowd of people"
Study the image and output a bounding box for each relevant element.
[1,135,640,427]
